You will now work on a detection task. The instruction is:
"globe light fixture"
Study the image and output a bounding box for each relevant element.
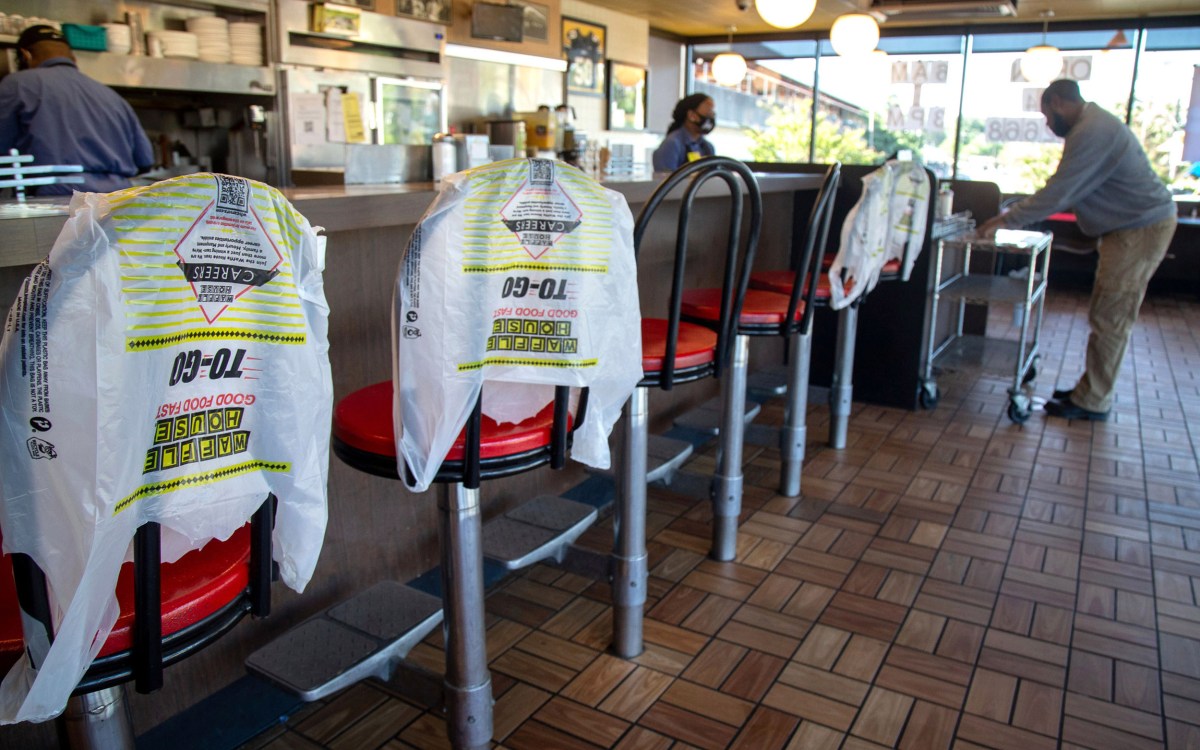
[1021,13,1063,85]
[711,26,747,87]
[712,52,748,86]
[830,13,880,57]
[756,0,817,29]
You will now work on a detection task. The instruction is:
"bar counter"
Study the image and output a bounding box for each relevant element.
[0,170,821,737]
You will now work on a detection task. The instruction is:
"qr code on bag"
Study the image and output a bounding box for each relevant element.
[529,159,554,186]
[215,175,250,215]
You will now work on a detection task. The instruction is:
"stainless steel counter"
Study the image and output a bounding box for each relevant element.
[0,172,823,265]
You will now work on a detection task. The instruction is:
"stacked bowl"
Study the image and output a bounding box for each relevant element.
[229,22,264,66]
[103,23,132,54]
[186,16,230,63]
[148,29,199,59]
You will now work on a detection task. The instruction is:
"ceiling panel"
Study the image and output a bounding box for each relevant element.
[580,0,1196,38]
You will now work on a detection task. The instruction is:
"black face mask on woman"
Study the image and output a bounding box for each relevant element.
[695,114,716,134]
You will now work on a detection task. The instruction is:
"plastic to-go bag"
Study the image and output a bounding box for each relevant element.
[0,174,333,723]
[395,158,642,491]
[829,160,931,309]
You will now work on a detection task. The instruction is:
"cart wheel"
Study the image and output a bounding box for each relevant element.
[1007,400,1031,424]
[1022,355,1040,385]
[919,381,940,410]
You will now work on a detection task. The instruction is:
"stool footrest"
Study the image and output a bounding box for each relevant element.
[482,495,598,571]
[246,581,443,701]
[747,365,789,398]
[673,396,761,435]
[587,434,694,485]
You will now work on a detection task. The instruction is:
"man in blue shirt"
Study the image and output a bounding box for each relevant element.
[652,94,716,173]
[0,25,154,195]
[979,79,1177,421]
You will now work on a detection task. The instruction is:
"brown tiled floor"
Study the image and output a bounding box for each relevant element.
[242,289,1200,750]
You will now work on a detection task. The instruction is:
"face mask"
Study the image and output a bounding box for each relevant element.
[696,115,715,134]
[1047,112,1070,138]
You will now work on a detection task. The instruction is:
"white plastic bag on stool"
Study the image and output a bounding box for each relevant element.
[829,160,930,309]
[395,159,642,491]
[0,174,333,723]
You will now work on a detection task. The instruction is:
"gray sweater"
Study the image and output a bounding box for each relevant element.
[1002,102,1175,236]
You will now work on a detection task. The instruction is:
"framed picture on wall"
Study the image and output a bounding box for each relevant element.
[511,0,549,42]
[396,0,452,25]
[563,17,606,97]
[607,61,647,131]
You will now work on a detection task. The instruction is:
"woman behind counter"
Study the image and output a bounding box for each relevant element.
[651,93,716,173]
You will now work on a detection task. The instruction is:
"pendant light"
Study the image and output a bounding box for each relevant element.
[830,13,880,57]
[756,0,816,29]
[1020,12,1063,85]
[711,26,747,87]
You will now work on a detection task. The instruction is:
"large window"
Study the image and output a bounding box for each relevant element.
[1133,28,1199,196]
[692,23,1199,196]
[814,36,964,178]
[959,30,1136,193]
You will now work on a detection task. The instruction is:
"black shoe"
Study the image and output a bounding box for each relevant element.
[1044,399,1109,421]
[1052,388,1072,400]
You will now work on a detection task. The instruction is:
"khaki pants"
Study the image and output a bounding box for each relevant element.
[1071,214,1177,412]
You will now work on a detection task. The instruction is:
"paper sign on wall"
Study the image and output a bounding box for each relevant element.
[341,93,367,144]
[325,88,347,143]
[291,93,326,146]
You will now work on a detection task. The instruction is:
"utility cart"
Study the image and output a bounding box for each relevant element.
[921,228,1053,423]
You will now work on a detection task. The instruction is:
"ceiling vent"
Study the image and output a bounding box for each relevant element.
[864,0,1017,21]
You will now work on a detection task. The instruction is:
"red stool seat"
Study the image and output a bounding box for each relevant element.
[0,554,23,675]
[749,270,833,300]
[681,288,806,326]
[334,381,563,461]
[0,527,252,663]
[99,528,251,657]
[640,318,717,373]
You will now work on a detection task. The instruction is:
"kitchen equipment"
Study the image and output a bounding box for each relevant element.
[432,133,457,182]
[518,108,555,153]
[125,12,145,56]
[486,120,526,156]
[376,77,444,147]
[453,134,490,170]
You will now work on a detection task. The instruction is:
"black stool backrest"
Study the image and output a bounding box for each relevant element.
[633,157,763,390]
[784,163,841,336]
[10,497,274,695]
[452,385,588,490]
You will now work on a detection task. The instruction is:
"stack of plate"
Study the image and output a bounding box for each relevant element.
[103,23,132,55]
[148,30,199,60]
[229,22,264,66]
[186,16,230,64]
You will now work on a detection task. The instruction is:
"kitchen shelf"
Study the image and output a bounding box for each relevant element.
[140,0,269,13]
[76,51,274,95]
